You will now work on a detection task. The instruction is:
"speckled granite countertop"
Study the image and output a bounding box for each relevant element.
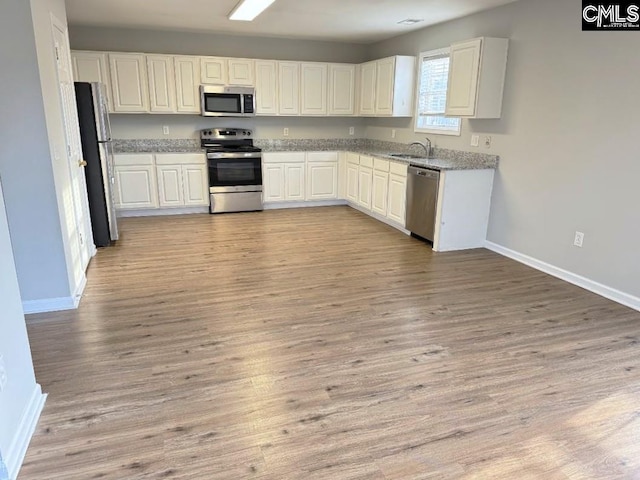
[113,138,498,171]
[113,139,202,153]
[257,139,498,170]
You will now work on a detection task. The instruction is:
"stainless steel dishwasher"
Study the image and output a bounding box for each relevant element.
[405,165,440,242]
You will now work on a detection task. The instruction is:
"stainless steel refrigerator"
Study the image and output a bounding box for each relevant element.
[74,82,119,247]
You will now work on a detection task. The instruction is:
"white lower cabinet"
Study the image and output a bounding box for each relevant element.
[372,170,389,216]
[156,165,184,207]
[284,163,305,201]
[306,162,338,200]
[113,154,157,209]
[306,151,338,200]
[357,167,373,209]
[114,153,207,212]
[156,163,208,207]
[114,165,158,209]
[262,152,306,203]
[386,161,407,226]
[357,155,374,210]
[263,163,285,202]
[182,165,209,205]
[346,162,359,203]
[263,151,339,203]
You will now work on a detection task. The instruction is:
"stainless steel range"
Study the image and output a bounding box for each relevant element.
[200,128,263,214]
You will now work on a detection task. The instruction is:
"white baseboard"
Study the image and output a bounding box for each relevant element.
[22,273,86,315]
[22,296,76,314]
[347,202,410,235]
[485,241,640,312]
[264,200,347,210]
[117,206,209,218]
[5,385,46,480]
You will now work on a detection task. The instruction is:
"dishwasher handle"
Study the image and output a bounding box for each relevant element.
[408,165,439,179]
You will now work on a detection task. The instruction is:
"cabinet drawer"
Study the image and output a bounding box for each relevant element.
[389,161,408,176]
[263,152,305,163]
[155,153,206,165]
[307,151,338,163]
[346,152,360,165]
[359,155,374,168]
[373,158,390,172]
[113,153,154,166]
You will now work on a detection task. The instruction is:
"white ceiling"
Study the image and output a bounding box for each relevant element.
[65,0,519,44]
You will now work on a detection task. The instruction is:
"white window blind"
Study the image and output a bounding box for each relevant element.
[415,49,461,135]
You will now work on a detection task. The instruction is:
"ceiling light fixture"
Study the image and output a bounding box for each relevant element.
[228,0,276,21]
[397,18,424,26]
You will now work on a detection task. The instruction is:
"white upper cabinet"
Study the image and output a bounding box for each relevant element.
[200,57,227,85]
[359,56,415,117]
[300,63,328,116]
[446,37,509,119]
[146,55,176,113]
[71,51,112,110]
[109,53,149,113]
[255,60,278,115]
[375,57,395,115]
[278,62,300,116]
[228,58,255,85]
[72,51,109,84]
[328,64,356,116]
[359,61,376,116]
[375,56,415,117]
[174,56,201,114]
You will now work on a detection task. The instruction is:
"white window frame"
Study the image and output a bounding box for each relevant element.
[414,47,461,136]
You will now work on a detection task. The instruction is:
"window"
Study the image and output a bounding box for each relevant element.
[415,48,461,135]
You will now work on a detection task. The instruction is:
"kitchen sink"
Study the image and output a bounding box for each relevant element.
[389,153,427,159]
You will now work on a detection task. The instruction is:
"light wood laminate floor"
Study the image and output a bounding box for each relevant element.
[21,207,640,479]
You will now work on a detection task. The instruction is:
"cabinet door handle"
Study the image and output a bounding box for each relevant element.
[79,160,88,167]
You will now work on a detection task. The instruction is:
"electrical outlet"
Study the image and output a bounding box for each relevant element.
[573,231,585,248]
[484,136,492,148]
[283,128,289,136]
[0,355,7,393]
[391,129,396,139]
[471,135,480,147]
[349,126,355,136]
[162,126,170,135]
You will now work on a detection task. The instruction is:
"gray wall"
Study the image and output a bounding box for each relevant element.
[69,26,368,63]
[110,115,365,140]
[0,0,70,302]
[367,0,640,298]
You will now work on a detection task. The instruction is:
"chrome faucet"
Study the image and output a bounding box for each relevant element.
[409,137,432,158]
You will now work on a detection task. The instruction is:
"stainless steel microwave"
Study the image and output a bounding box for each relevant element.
[200,85,255,117]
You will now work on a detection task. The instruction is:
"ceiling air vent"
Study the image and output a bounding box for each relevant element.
[397,18,424,25]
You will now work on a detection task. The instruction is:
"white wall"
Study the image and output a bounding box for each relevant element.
[0,180,44,479]
[0,0,72,306]
[366,0,640,300]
